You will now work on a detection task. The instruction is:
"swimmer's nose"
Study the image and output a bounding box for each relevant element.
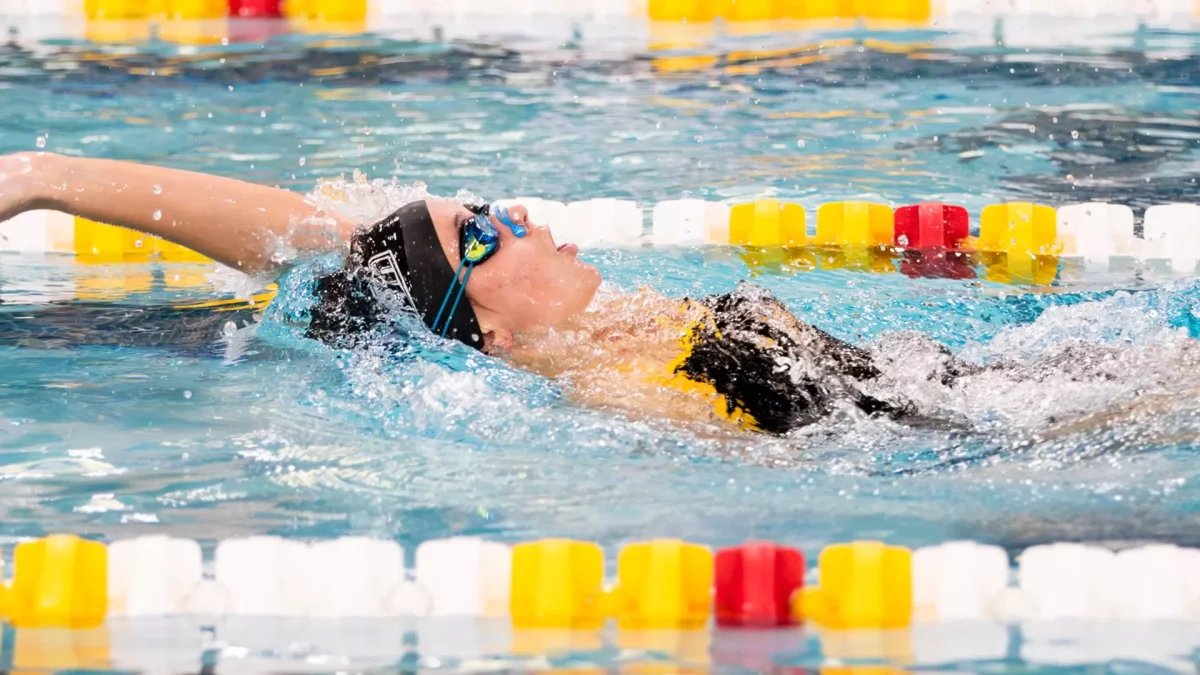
[492,205,530,238]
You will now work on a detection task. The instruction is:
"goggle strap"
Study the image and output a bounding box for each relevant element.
[432,257,469,336]
[441,263,474,339]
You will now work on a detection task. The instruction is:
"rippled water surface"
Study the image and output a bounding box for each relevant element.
[0,19,1198,566]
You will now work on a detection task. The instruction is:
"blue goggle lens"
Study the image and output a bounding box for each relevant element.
[461,204,527,266]
[435,202,529,341]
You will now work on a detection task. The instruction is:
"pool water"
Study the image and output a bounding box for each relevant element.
[0,17,1199,669]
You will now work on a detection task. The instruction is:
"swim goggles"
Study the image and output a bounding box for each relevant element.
[431,204,526,339]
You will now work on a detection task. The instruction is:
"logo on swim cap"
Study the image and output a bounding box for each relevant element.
[366,250,416,312]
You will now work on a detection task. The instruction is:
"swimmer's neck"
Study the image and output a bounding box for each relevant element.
[494,288,745,433]
[496,287,695,375]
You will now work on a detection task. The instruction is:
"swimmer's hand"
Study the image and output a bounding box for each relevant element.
[0,152,356,274]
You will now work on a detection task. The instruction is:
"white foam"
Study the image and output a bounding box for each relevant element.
[305,174,435,229]
[205,264,269,301]
[962,286,1187,363]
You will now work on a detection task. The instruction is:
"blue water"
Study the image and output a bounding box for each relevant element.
[0,18,1199,671]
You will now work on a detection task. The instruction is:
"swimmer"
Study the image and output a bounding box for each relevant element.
[0,152,1009,434]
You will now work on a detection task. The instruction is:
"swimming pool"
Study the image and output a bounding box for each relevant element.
[1,8,1199,672]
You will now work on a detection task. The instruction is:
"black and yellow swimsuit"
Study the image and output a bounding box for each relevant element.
[664,282,971,434]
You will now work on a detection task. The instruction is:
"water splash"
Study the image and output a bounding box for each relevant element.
[304,171,484,226]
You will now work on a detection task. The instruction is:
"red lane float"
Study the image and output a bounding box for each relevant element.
[229,0,282,17]
[715,542,805,628]
[894,202,969,250]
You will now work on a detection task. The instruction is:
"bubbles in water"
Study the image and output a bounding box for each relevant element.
[1071,130,1080,140]
[153,210,162,221]
[153,184,162,195]
[34,136,46,149]
[897,234,909,246]
[207,264,273,301]
[299,157,307,166]
[305,172,435,225]
[183,390,193,399]
[222,321,238,337]
[797,139,806,148]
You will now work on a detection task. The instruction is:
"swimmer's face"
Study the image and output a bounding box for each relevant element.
[425,199,603,340]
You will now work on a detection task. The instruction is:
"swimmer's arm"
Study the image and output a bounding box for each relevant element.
[1,152,356,274]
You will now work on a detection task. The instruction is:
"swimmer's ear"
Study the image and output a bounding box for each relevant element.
[484,328,514,354]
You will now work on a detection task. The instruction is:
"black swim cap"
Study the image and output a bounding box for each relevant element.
[307,201,485,351]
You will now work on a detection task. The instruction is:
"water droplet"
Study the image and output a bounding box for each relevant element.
[183,390,192,399]
[222,321,237,337]
[796,139,806,148]
[298,157,307,166]
[152,184,162,195]
[134,238,144,248]
[35,136,46,149]
[897,234,909,247]
[260,110,267,118]
[1071,130,1080,140]
[153,210,162,221]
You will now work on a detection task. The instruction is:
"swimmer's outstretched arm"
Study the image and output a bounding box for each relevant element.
[0,152,355,273]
